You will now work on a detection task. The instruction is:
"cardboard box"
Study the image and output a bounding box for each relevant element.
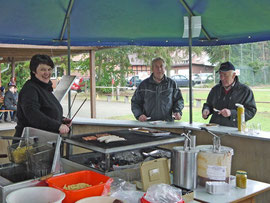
[140,158,170,191]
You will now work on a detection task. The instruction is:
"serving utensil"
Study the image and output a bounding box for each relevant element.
[66,93,77,118]
[70,98,87,121]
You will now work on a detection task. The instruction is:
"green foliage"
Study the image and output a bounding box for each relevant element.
[204,42,270,69]
[1,62,30,91]
[53,55,78,73]
[248,60,263,73]
[74,46,204,88]
[203,45,230,70]
[15,62,30,90]
[75,47,133,91]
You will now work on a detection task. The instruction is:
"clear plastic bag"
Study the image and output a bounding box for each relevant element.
[104,177,144,203]
[144,184,183,203]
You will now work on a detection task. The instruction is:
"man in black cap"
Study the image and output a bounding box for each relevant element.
[202,61,257,127]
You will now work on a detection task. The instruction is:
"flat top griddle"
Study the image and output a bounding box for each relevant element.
[64,129,184,153]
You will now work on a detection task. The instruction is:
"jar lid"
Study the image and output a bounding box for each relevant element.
[236,170,247,175]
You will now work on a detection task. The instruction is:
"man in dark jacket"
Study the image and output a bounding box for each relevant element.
[202,62,257,127]
[131,57,184,122]
[4,84,17,122]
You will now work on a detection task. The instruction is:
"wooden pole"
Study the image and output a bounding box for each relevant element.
[11,57,16,83]
[89,50,96,118]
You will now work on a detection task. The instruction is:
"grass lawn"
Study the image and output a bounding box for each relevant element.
[108,88,270,132]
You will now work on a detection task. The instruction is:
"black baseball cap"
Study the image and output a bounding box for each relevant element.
[216,62,235,73]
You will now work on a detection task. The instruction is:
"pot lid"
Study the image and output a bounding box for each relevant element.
[196,145,234,155]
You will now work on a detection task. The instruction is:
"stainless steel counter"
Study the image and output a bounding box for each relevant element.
[72,117,270,141]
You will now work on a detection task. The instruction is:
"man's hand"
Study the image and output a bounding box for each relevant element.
[219,108,231,117]
[138,114,148,122]
[173,112,181,120]
[202,109,210,119]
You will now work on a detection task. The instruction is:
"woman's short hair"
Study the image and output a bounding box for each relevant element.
[29,54,54,73]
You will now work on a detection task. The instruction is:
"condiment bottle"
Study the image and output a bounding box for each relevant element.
[236,104,245,132]
[236,170,247,189]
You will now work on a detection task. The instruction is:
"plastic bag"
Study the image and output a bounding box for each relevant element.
[144,184,183,203]
[101,178,114,196]
[107,177,144,203]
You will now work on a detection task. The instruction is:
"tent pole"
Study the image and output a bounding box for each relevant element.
[67,16,71,118]
[188,15,193,124]
[66,15,72,158]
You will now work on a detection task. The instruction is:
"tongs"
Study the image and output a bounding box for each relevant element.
[70,98,87,121]
[66,93,77,118]
[65,93,87,122]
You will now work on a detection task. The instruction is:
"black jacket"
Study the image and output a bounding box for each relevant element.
[202,76,257,127]
[4,90,16,109]
[14,75,63,138]
[131,74,184,121]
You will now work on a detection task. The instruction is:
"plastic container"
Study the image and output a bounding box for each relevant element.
[197,145,234,186]
[6,186,65,203]
[46,170,111,203]
[206,181,229,194]
[236,103,245,132]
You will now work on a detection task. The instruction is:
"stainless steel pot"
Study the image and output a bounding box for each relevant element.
[171,146,199,190]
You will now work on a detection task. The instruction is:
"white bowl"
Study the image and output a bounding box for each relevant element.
[6,186,65,203]
[75,196,124,203]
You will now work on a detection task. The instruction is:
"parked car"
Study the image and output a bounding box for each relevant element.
[192,74,202,84]
[205,74,214,83]
[194,73,214,84]
[71,77,85,92]
[126,76,142,87]
[171,75,195,87]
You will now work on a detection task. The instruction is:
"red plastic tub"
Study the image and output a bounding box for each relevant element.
[46,170,111,203]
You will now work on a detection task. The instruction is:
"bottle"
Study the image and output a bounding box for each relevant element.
[236,170,247,188]
[236,103,245,132]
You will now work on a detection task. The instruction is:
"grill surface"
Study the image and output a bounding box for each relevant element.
[70,129,182,149]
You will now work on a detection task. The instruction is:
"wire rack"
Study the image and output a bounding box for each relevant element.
[26,144,55,177]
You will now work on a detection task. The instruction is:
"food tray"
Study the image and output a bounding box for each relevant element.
[47,170,111,203]
[129,127,171,137]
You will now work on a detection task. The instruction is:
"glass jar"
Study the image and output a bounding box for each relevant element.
[236,170,247,188]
